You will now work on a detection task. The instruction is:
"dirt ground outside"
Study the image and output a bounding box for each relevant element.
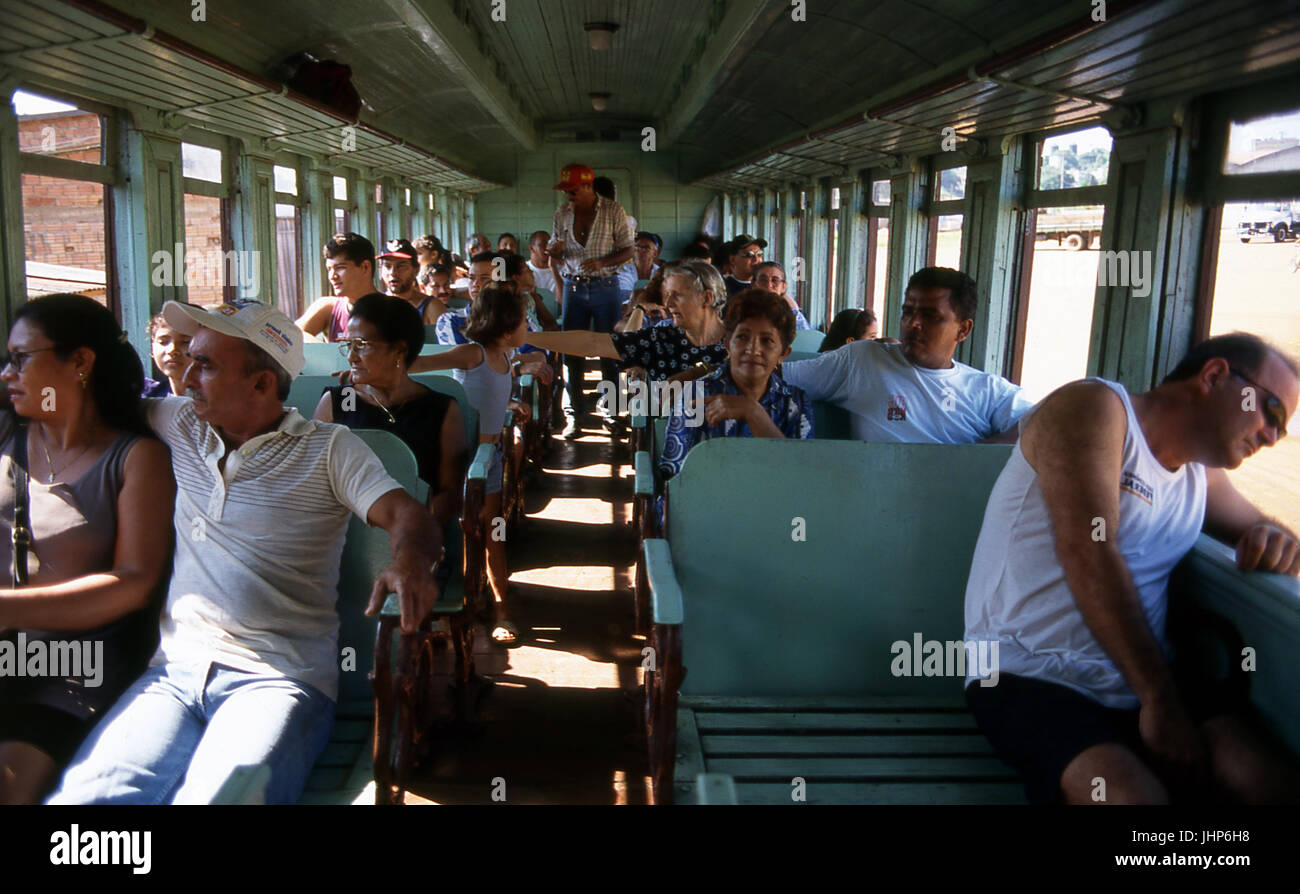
[1013,230,1300,534]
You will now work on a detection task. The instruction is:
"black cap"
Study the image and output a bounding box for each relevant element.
[377,238,418,262]
[727,234,767,254]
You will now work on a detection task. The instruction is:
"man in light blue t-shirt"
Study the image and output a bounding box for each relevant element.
[781,267,1030,444]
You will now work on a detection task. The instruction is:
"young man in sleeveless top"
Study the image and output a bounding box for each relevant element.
[964,332,1300,804]
[379,238,444,326]
[295,233,376,342]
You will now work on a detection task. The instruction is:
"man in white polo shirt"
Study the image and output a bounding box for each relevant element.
[49,300,441,805]
[780,267,1030,443]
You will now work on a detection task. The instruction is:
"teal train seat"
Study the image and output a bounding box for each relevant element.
[287,430,461,804]
[302,341,345,376]
[791,329,824,353]
[642,438,1024,804]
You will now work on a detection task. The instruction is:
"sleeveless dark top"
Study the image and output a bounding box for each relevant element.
[0,411,163,719]
[326,384,453,491]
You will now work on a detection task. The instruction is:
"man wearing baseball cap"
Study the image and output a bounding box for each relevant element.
[379,237,444,325]
[547,162,634,437]
[724,234,768,297]
[49,299,442,805]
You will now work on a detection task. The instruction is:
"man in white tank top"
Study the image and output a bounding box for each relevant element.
[964,333,1300,804]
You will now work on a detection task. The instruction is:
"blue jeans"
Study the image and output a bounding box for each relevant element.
[561,275,623,413]
[46,661,335,805]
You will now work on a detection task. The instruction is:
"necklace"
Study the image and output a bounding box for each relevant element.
[34,424,94,484]
[362,387,397,424]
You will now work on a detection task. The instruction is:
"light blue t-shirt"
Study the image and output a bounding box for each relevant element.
[780,340,1031,443]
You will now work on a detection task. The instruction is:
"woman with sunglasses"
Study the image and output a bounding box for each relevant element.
[312,293,467,540]
[0,293,174,803]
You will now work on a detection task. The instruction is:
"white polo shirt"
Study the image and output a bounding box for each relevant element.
[781,340,1032,443]
[145,397,402,700]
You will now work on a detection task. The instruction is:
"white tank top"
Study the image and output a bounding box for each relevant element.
[963,378,1207,708]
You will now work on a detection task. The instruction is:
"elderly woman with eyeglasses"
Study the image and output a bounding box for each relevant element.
[312,293,467,531]
[524,259,730,381]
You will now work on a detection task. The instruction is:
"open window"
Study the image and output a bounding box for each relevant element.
[15,90,115,311]
[1011,125,1112,404]
[1201,101,1300,535]
[180,140,234,308]
[927,163,966,270]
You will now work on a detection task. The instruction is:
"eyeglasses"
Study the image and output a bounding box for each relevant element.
[737,251,763,260]
[1,347,56,372]
[1229,368,1289,437]
[338,338,389,358]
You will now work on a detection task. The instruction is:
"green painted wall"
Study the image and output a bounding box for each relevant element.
[474,145,716,258]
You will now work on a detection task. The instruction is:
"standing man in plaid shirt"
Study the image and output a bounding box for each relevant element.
[548,163,634,437]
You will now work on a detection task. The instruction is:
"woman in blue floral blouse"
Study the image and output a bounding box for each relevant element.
[659,289,814,481]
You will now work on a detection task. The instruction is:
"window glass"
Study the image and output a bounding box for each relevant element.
[1223,110,1300,174]
[182,193,226,307]
[181,142,223,184]
[1018,205,1107,403]
[933,214,963,268]
[333,176,348,201]
[936,166,966,202]
[14,90,103,164]
[21,174,108,304]
[275,203,301,318]
[1037,126,1112,189]
[872,180,890,206]
[870,218,889,326]
[1208,197,1300,534]
[273,165,297,195]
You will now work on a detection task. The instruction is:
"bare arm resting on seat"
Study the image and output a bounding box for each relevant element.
[364,488,443,633]
[1203,466,1300,575]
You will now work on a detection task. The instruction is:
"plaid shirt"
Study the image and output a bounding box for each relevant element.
[552,195,633,279]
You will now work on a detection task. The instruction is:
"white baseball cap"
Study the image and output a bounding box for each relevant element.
[162,300,305,378]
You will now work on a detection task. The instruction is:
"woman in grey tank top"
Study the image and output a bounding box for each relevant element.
[416,286,531,645]
[0,294,175,803]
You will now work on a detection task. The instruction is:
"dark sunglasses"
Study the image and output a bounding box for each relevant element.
[1230,368,1289,437]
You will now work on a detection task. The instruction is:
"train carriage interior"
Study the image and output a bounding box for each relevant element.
[1,0,1299,809]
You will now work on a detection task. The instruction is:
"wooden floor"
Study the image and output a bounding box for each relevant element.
[401,400,654,805]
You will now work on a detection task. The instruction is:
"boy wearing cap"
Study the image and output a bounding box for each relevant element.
[380,237,445,325]
[48,300,441,805]
[724,235,767,297]
[547,163,634,432]
[296,233,376,341]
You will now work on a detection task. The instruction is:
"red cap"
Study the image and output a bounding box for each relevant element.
[554,164,595,191]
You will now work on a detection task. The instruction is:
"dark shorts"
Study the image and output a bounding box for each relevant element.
[0,702,97,766]
[965,673,1234,805]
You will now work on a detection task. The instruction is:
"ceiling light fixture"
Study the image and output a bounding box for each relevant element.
[590,93,611,112]
[584,22,619,51]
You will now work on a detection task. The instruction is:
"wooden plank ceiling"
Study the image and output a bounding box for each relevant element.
[4,0,1299,193]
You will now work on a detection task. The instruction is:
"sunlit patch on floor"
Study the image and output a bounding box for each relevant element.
[503,645,623,689]
[512,565,616,592]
